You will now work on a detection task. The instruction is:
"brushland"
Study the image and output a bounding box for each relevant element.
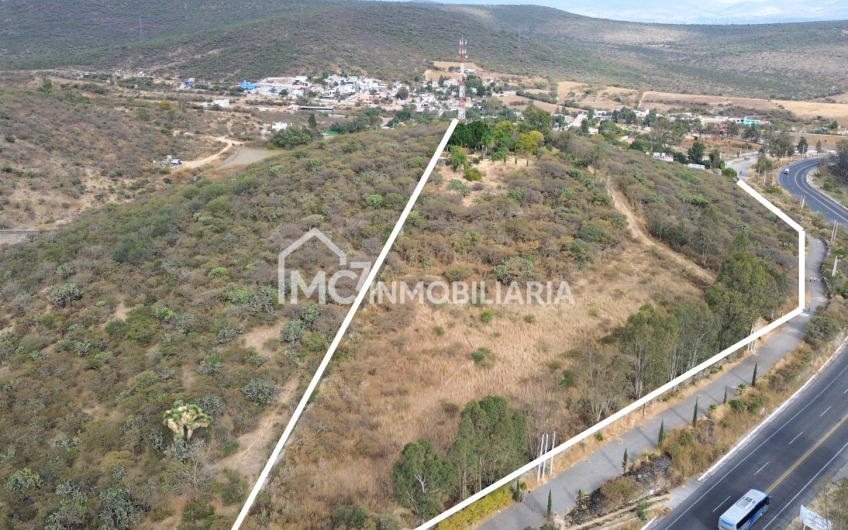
[246,115,797,530]
[0,124,447,530]
[2,1,847,99]
[545,200,848,530]
[0,71,232,229]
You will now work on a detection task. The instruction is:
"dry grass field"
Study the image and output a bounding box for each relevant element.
[256,153,729,528]
[558,81,640,110]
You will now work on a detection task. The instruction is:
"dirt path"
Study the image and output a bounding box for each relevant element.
[219,146,276,169]
[610,188,716,284]
[179,135,242,169]
[209,378,299,481]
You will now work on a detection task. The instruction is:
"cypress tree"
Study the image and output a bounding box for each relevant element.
[693,397,699,428]
[547,490,553,519]
[752,363,758,388]
[658,420,666,446]
[622,449,629,473]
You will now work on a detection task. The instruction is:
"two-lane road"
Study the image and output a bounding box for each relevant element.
[654,345,848,530]
[654,158,848,530]
[777,157,848,225]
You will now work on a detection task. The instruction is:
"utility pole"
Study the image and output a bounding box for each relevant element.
[458,36,467,124]
[537,433,548,481]
[548,431,556,476]
[831,222,839,243]
[833,255,839,277]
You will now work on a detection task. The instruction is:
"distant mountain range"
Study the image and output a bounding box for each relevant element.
[417,0,848,24]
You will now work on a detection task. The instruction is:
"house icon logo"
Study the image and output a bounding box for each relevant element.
[278,228,372,305]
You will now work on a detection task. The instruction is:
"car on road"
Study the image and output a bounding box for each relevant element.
[784,168,790,174]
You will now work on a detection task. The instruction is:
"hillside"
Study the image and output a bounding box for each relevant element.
[2,1,847,99]
[0,72,235,229]
[0,124,447,529]
[246,130,797,529]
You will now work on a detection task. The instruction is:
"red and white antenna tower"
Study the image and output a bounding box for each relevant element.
[458,36,467,123]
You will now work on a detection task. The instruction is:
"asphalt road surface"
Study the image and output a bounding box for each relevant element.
[778,158,848,225]
[652,157,848,530]
[653,344,848,530]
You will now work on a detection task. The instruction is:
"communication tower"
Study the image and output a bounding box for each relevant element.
[458,37,467,123]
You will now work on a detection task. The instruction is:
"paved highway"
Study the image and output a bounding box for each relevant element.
[653,157,848,530]
[653,343,848,530]
[778,157,848,225]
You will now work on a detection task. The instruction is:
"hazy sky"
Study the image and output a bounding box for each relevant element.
[400,0,848,24]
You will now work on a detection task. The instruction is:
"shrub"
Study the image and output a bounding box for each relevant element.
[494,256,534,284]
[447,179,471,197]
[480,310,493,323]
[48,283,82,307]
[464,167,483,181]
[333,505,370,529]
[434,485,511,530]
[209,267,229,279]
[281,319,306,343]
[444,264,472,283]
[241,378,280,407]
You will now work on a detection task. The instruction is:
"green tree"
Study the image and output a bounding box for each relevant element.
[547,490,553,519]
[707,249,786,349]
[708,149,722,169]
[392,438,456,521]
[447,396,528,496]
[834,140,848,182]
[38,75,53,96]
[752,363,758,387]
[798,137,809,155]
[754,153,775,184]
[688,141,706,164]
[522,102,553,138]
[769,132,795,160]
[658,420,666,445]
[618,304,678,399]
[692,397,699,427]
[396,86,409,100]
[691,206,721,267]
[308,113,317,129]
[816,140,823,153]
[622,449,629,473]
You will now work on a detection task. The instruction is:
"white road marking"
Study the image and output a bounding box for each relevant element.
[754,462,769,475]
[713,496,732,512]
[761,439,848,528]
[789,431,803,445]
[821,406,832,417]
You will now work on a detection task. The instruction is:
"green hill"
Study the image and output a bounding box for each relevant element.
[2,1,847,99]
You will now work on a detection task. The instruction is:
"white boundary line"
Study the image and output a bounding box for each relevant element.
[231,119,459,530]
[413,178,807,530]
